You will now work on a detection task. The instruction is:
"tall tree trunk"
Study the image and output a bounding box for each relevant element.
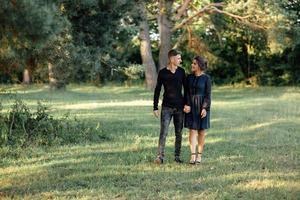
[139,1,157,90]
[48,62,57,90]
[158,0,173,70]
[23,57,34,84]
[23,69,30,84]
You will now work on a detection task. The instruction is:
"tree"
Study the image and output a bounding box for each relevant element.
[132,0,271,88]
[0,0,68,85]
[56,0,139,85]
[139,0,299,86]
[258,0,300,85]
[158,0,174,70]
[138,1,157,90]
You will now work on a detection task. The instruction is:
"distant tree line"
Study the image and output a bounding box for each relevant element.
[0,0,299,89]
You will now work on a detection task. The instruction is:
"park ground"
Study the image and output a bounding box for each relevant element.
[0,84,299,199]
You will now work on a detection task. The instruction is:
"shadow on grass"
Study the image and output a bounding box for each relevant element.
[0,86,299,198]
[1,134,299,199]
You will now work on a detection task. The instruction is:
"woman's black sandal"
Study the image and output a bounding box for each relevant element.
[196,152,202,164]
[189,153,196,164]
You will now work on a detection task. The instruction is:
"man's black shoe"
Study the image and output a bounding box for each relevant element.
[174,157,183,163]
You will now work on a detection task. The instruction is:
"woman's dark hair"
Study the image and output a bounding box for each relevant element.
[194,55,208,71]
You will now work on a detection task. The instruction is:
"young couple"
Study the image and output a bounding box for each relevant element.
[153,49,211,165]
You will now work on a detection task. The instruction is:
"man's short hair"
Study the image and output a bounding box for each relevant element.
[168,49,180,59]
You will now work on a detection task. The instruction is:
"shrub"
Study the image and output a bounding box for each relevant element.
[0,98,108,149]
[123,64,145,86]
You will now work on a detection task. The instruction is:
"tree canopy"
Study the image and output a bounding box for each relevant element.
[0,0,299,88]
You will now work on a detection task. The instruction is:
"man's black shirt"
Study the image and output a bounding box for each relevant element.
[153,67,187,111]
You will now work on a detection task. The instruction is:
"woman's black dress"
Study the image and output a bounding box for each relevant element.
[184,74,211,130]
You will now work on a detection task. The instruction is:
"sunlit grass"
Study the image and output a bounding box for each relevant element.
[55,100,152,110]
[0,84,299,199]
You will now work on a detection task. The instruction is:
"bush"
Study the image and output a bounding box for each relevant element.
[0,98,108,149]
[123,64,145,86]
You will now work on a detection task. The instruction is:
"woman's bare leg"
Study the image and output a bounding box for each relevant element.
[189,129,198,162]
[196,129,206,162]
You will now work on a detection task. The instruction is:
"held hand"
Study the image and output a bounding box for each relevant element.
[183,105,191,113]
[153,110,159,118]
[200,109,207,118]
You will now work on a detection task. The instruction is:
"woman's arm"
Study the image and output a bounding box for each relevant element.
[202,76,211,111]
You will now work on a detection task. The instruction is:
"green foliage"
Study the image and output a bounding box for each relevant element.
[0,0,299,86]
[0,0,66,63]
[0,0,70,86]
[0,0,140,86]
[258,42,300,86]
[254,0,300,85]
[0,97,107,151]
[57,0,140,84]
[124,64,145,81]
[177,0,300,86]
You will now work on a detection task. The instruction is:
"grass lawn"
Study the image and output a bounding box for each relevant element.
[0,84,300,199]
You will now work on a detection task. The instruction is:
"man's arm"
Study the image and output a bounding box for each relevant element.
[183,73,191,106]
[153,71,163,116]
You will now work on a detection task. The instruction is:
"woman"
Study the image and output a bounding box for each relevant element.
[184,56,211,164]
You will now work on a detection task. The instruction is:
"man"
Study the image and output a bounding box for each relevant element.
[153,49,190,164]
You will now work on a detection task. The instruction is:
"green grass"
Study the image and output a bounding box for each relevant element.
[0,84,300,199]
